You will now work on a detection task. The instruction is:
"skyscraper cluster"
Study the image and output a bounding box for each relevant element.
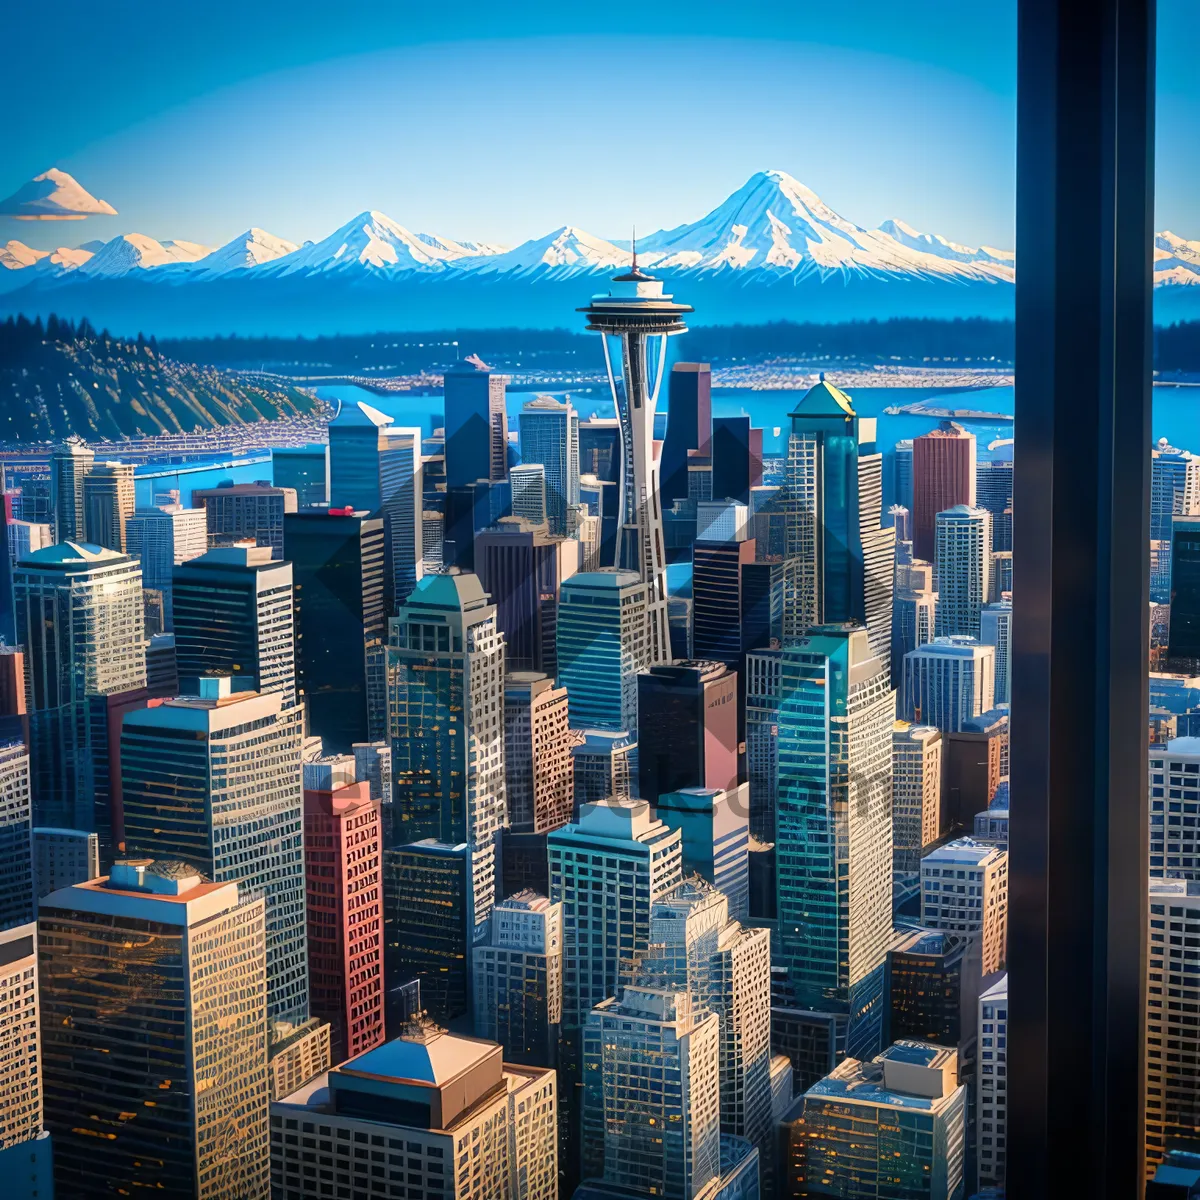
[0,262,1036,1200]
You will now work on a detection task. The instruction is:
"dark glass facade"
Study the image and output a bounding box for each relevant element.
[692,539,756,669]
[660,364,712,510]
[1170,517,1200,671]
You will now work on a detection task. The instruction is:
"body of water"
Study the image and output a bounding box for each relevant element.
[133,455,273,507]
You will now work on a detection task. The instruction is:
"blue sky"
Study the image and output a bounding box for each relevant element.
[4,1,1197,252]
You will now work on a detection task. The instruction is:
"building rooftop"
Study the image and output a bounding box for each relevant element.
[497,889,553,913]
[340,1028,495,1087]
[921,836,1005,868]
[19,540,126,566]
[805,1040,961,1112]
[788,375,856,419]
[562,568,643,591]
[401,570,491,615]
[330,399,392,429]
[1161,737,1200,757]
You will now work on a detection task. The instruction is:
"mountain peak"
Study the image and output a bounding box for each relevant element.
[0,168,118,221]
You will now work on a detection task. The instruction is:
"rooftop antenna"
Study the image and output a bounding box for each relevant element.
[631,225,637,272]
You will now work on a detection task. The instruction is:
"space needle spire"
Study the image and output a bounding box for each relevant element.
[578,247,692,666]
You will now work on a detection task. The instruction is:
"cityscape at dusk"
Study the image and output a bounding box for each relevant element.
[0,3,1198,1200]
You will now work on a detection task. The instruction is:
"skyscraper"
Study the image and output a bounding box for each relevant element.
[976,458,1014,554]
[14,542,146,839]
[980,598,1013,705]
[32,826,99,898]
[977,971,1009,1193]
[380,425,425,609]
[0,922,41,1153]
[503,671,573,834]
[1170,515,1200,673]
[39,861,269,1199]
[443,358,510,489]
[557,569,650,733]
[510,462,548,525]
[172,543,296,702]
[912,421,977,563]
[125,503,207,631]
[781,378,894,669]
[571,729,637,808]
[0,741,33,929]
[519,395,580,537]
[711,416,764,505]
[49,436,93,543]
[475,517,579,676]
[892,722,943,874]
[270,1020,558,1200]
[1149,737,1200,878]
[775,625,894,1063]
[121,677,309,1030]
[744,648,782,842]
[783,1041,966,1200]
[934,504,992,638]
[272,443,329,506]
[579,260,692,667]
[302,755,384,1064]
[692,524,757,670]
[893,440,914,515]
[636,661,738,803]
[921,836,1010,975]
[285,509,386,750]
[473,890,563,1067]
[660,362,712,512]
[1153,439,1200,604]
[81,461,136,551]
[193,482,297,560]
[388,572,506,943]
[903,636,997,732]
[892,573,938,689]
[884,928,982,1052]
[656,786,752,922]
[327,397,393,512]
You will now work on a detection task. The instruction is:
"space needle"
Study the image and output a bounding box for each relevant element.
[579,247,692,666]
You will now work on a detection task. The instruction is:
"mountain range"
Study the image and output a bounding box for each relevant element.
[2,169,1197,336]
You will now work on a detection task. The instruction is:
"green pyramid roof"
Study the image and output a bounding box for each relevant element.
[789,376,856,419]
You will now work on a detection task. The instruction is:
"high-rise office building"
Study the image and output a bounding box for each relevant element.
[14,542,146,838]
[1153,439,1200,604]
[0,922,41,1153]
[578,417,621,485]
[976,458,1014,554]
[32,826,99,898]
[893,722,943,874]
[571,729,636,807]
[443,358,510,489]
[557,569,650,733]
[380,426,425,609]
[475,517,579,676]
[745,648,782,842]
[912,421,976,563]
[980,598,1013,705]
[172,543,296,702]
[302,756,384,1065]
[711,416,764,505]
[660,362,712,511]
[510,462,548,525]
[892,579,938,690]
[775,625,894,1062]
[271,1019,558,1200]
[194,481,297,560]
[504,671,573,834]
[1150,737,1200,878]
[893,440,914,514]
[388,572,506,949]
[582,984,722,1200]
[977,971,1009,1193]
[885,928,982,1052]
[6,518,53,571]
[327,397,393,512]
[39,861,269,1199]
[783,1041,966,1200]
[49,436,93,543]
[943,708,1008,833]
[637,661,738,803]
[0,742,33,929]
[934,504,992,639]
[125,503,207,631]
[580,261,691,667]
[121,678,309,1030]
[81,461,136,552]
[692,528,757,671]
[285,509,386,750]
[921,836,1010,975]
[903,636,997,733]
[657,785,751,922]
[781,378,895,669]
[382,839,471,1024]
[1169,515,1200,672]
[473,890,563,1067]
[272,443,329,507]
[519,395,579,537]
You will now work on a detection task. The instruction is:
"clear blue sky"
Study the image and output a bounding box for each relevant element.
[4,1,1197,252]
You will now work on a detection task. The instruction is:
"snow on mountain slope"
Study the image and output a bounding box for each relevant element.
[877,218,1013,268]
[0,168,118,220]
[78,233,213,277]
[1,241,49,271]
[639,170,1013,281]
[263,211,464,276]
[462,226,633,277]
[1155,232,1200,285]
[193,228,299,275]
[414,232,509,259]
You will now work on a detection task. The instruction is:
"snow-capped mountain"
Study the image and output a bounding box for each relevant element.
[191,228,299,275]
[77,233,213,277]
[3,168,1198,335]
[0,168,118,220]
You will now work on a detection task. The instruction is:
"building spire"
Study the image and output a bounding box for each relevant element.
[631,225,637,272]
